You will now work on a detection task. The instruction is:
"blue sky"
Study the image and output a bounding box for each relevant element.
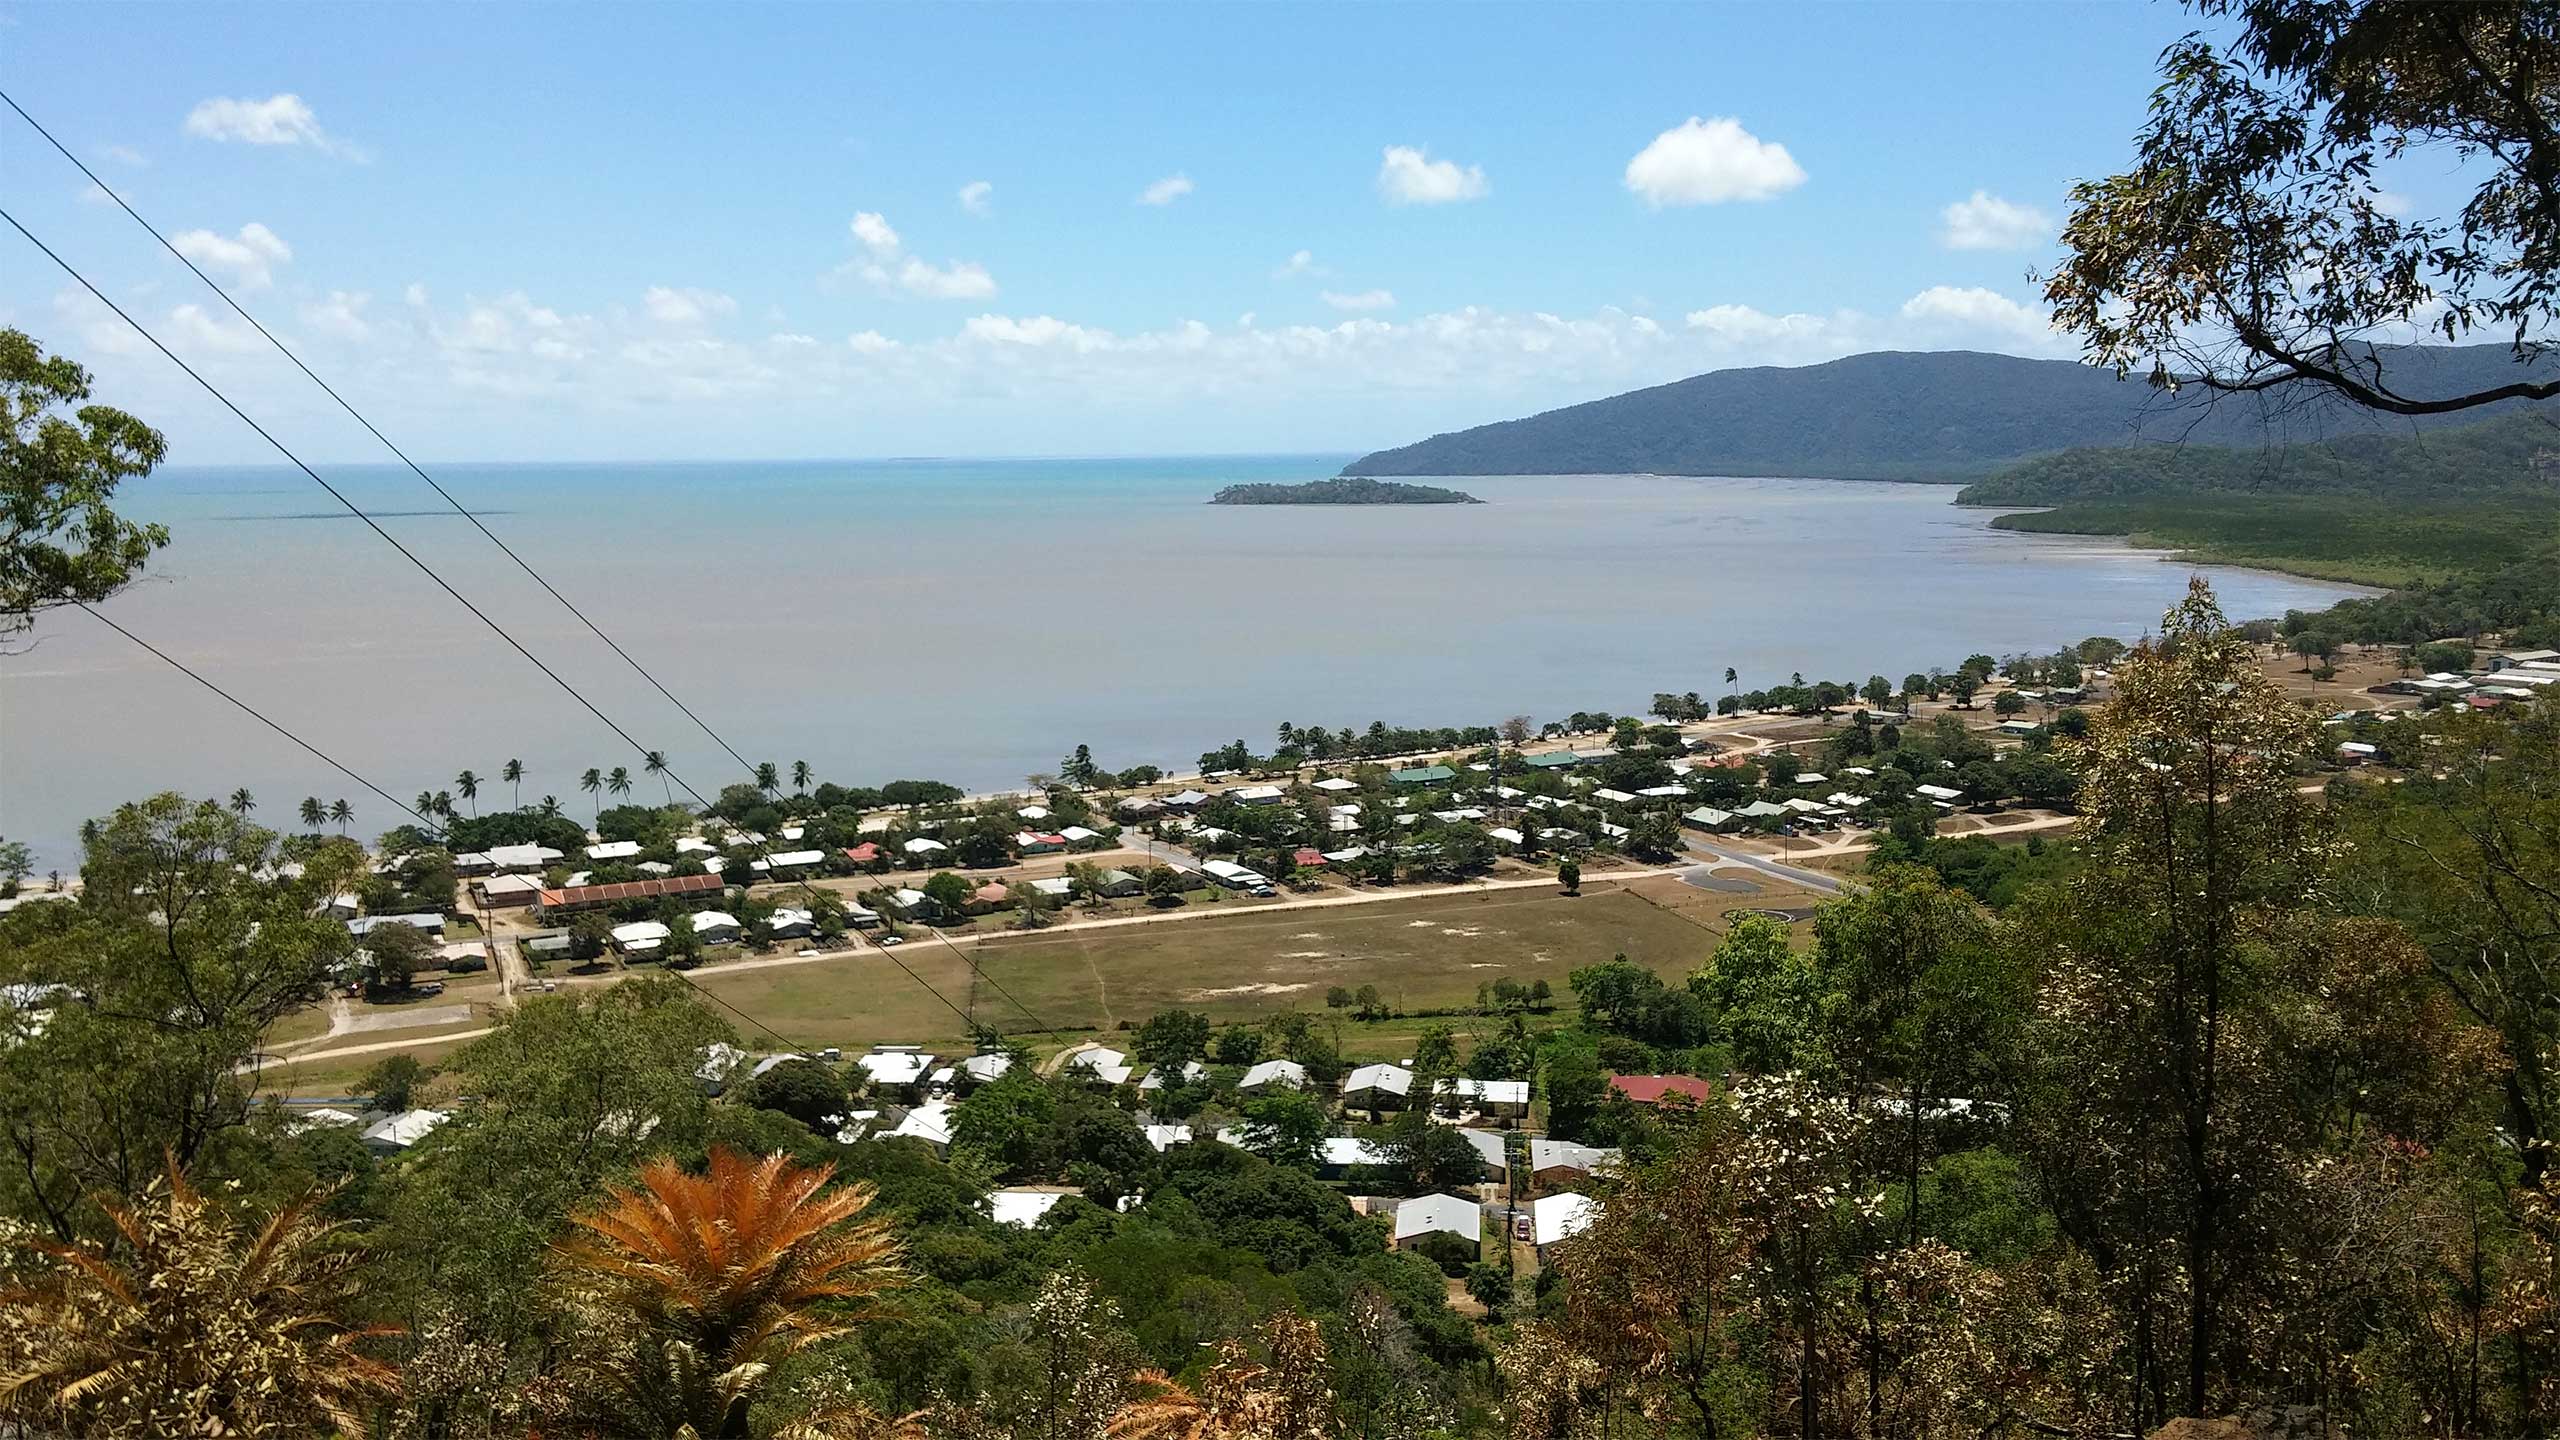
[0,2,2362,462]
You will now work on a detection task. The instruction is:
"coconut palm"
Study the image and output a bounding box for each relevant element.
[643,749,671,804]
[433,791,455,821]
[540,795,563,818]
[299,796,325,832]
[503,757,524,809]
[455,769,480,816]
[548,1149,902,1439]
[792,759,811,794]
[227,787,256,816]
[607,766,633,805]
[329,798,353,835]
[755,762,780,797]
[581,767,604,824]
[415,790,437,821]
[0,1165,398,1435]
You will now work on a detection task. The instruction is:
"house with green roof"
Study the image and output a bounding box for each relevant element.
[1388,764,1457,786]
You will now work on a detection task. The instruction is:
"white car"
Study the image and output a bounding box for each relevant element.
[877,934,906,947]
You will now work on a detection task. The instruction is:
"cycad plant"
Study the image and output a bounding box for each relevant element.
[548,1148,903,1439]
[0,1164,398,1436]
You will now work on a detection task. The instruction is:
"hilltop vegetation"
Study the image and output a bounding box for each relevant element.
[1958,408,2560,505]
[1340,344,2560,482]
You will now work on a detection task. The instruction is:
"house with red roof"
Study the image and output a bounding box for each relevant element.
[1608,1074,1715,1107]
[842,842,881,865]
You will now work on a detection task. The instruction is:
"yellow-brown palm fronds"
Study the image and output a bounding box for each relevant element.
[0,1160,399,1438]
[1105,1315,1332,1440]
[556,1146,903,1361]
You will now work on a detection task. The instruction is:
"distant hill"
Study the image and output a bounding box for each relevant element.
[1211,477,1483,505]
[1958,409,2560,505]
[1340,345,2560,483]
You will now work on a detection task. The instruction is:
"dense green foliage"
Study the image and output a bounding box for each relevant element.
[1960,408,2560,505]
[1210,477,1483,505]
[1340,344,2555,482]
[1991,493,2560,587]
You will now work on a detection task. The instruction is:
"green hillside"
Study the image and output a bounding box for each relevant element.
[1958,408,2560,505]
[1340,344,2560,482]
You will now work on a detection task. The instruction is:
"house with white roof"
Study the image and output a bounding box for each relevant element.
[1392,1193,1482,1252]
[359,1108,448,1154]
[1144,1123,1194,1152]
[676,836,717,855]
[688,910,743,945]
[611,920,670,956]
[1319,1136,1393,1175]
[880,1100,954,1149]
[961,1053,1014,1086]
[1230,784,1287,805]
[1138,1060,1207,1090]
[486,843,564,872]
[1016,804,1051,821]
[1454,1128,1509,1179]
[988,1188,1071,1227]
[889,887,939,918]
[767,907,815,940]
[1436,1077,1530,1119]
[1313,777,1361,793]
[1341,1062,1415,1111]
[857,1047,937,1087]
[749,849,824,877]
[1914,783,1965,803]
[902,837,950,858]
[1530,1192,1597,1255]
[586,840,642,862]
[1015,831,1067,855]
[1530,1138,1620,1186]
[1592,788,1639,804]
[1065,1046,1132,1084]
[1239,1059,1308,1091]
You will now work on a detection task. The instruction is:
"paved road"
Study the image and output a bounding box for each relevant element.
[1682,835,1848,895]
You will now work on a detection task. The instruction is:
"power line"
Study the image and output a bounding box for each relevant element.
[6,99,1066,1040]
[0,88,758,779]
[72,603,446,837]
[3,158,1060,1042]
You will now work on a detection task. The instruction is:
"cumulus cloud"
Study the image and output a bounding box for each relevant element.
[1377,145,1487,205]
[836,212,998,299]
[958,180,994,216]
[769,332,819,346]
[170,222,292,288]
[300,290,373,340]
[642,285,738,325]
[1939,190,2052,250]
[182,94,365,159]
[1322,289,1396,312]
[1274,248,1324,279]
[1138,172,1194,206]
[169,303,262,352]
[1624,117,1805,206]
[1899,284,2053,342]
[101,144,145,167]
[847,330,899,354]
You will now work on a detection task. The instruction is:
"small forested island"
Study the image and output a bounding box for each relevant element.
[1211,477,1484,505]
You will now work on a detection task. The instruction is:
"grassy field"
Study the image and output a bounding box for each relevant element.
[681,881,1803,1055]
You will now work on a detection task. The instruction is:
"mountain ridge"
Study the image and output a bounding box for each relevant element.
[1340,345,2560,482]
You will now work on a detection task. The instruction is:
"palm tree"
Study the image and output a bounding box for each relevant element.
[415,790,437,820]
[455,770,480,816]
[2,1165,398,1434]
[754,761,780,798]
[299,796,325,832]
[540,795,563,818]
[433,791,455,821]
[792,759,811,794]
[228,788,256,816]
[1724,666,1739,708]
[581,767,604,824]
[329,798,353,835]
[550,1149,901,1439]
[643,750,671,804]
[607,766,633,806]
[503,758,524,809]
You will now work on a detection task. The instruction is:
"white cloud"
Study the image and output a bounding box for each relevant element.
[101,144,145,167]
[851,212,901,257]
[769,332,819,346]
[1138,172,1194,206]
[642,285,738,325]
[181,94,365,159]
[300,290,372,340]
[1939,190,2051,250]
[2371,189,2413,217]
[169,222,292,288]
[168,303,262,352]
[404,282,430,308]
[847,330,899,354]
[1899,285,2052,342]
[963,313,1116,351]
[1274,249,1324,279]
[1322,289,1397,312]
[835,212,999,299]
[1624,117,1805,207]
[1376,145,1487,205]
[958,180,994,216]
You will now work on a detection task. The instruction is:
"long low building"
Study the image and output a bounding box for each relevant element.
[537,872,726,914]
